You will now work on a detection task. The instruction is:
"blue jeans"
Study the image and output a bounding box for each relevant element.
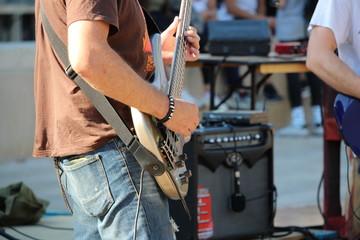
[56,137,176,240]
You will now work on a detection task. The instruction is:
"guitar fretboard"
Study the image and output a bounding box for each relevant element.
[169,0,192,99]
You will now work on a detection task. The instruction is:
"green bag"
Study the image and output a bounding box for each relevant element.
[0,182,49,226]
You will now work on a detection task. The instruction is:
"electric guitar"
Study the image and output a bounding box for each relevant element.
[334,93,360,157]
[131,0,193,207]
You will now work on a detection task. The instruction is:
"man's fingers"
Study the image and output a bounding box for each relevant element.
[166,16,180,36]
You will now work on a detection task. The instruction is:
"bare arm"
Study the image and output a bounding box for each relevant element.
[208,0,217,13]
[201,0,218,21]
[225,0,275,28]
[306,26,360,98]
[225,0,261,19]
[257,0,266,16]
[67,20,199,136]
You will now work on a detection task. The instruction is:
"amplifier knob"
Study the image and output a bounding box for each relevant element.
[205,138,215,144]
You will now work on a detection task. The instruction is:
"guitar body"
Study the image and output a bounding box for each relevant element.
[334,93,360,157]
[131,33,189,200]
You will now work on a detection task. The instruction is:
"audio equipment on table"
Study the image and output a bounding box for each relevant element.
[207,20,271,56]
[274,42,308,55]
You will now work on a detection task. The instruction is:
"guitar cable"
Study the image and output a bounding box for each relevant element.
[133,169,145,240]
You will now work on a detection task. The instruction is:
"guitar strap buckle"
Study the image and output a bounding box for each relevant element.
[127,138,166,176]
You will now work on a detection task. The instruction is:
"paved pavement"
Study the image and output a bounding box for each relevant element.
[0,134,349,239]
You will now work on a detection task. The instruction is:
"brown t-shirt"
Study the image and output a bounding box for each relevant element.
[33,0,155,157]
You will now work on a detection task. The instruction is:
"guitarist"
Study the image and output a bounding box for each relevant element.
[33,0,200,239]
[307,1,360,100]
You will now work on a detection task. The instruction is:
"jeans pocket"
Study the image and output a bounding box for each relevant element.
[60,154,114,217]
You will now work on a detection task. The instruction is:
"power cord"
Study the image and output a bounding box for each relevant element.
[133,169,145,240]
[0,228,20,240]
[272,226,319,240]
[35,224,73,231]
[0,209,72,240]
[1,225,42,240]
[315,144,360,235]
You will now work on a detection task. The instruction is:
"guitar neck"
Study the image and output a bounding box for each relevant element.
[169,0,192,99]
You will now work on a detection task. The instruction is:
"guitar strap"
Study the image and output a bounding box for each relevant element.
[40,2,165,177]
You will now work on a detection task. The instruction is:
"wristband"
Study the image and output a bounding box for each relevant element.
[157,95,175,124]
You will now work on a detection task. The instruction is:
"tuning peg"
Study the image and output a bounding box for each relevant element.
[179,154,188,161]
[175,160,185,168]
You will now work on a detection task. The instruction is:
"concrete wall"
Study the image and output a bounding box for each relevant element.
[0,42,36,162]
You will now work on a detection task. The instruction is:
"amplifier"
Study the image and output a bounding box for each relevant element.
[170,112,275,240]
[202,110,269,126]
[194,123,275,239]
[207,19,271,56]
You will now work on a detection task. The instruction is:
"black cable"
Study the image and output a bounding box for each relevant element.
[266,185,278,238]
[35,224,73,231]
[272,226,319,240]
[0,217,42,240]
[5,226,42,240]
[316,172,337,230]
[316,168,352,234]
[0,228,20,240]
[315,144,360,236]
[0,214,72,240]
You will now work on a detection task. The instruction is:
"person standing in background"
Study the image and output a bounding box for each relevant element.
[307,2,360,106]
[193,0,223,108]
[276,0,323,136]
[217,0,280,110]
[218,0,275,28]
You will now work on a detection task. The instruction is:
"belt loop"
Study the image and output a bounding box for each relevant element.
[53,157,73,214]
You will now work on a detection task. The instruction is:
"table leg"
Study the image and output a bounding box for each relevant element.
[250,66,257,110]
[208,64,216,110]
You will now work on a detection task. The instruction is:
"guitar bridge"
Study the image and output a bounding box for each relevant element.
[159,129,180,170]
